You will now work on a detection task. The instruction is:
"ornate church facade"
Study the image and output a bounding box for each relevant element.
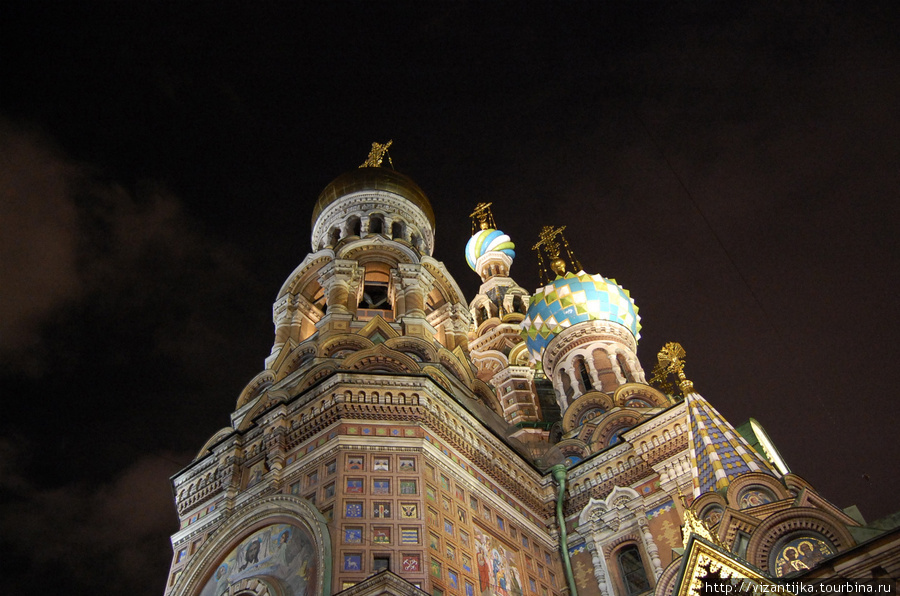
[165,145,899,596]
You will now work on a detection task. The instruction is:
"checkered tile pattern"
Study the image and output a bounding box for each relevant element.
[520,271,640,361]
[686,390,777,496]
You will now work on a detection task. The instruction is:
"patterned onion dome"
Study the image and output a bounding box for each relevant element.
[520,271,641,361]
[465,229,515,272]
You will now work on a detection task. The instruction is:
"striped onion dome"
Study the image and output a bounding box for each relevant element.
[465,229,515,272]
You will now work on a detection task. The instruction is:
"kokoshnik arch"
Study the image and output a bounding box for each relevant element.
[165,143,900,596]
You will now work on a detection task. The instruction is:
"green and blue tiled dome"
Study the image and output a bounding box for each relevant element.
[520,271,641,361]
[465,229,515,271]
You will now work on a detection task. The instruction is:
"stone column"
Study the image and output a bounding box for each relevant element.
[637,516,664,579]
[585,529,613,596]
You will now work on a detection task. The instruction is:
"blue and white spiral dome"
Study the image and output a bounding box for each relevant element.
[465,229,515,272]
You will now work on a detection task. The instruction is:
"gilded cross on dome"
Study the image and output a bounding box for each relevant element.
[650,341,694,397]
[360,140,393,168]
[532,225,581,282]
[469,202,495,232]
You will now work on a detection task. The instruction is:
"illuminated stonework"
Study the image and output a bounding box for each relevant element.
[166,149,900,596]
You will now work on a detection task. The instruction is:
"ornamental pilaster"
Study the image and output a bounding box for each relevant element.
[637,515,664,579]
[585,526,613,596]
[318,259,361,314]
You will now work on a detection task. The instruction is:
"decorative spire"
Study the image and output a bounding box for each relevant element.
[360,140,393,168]
[469,202,496,233]
[532,225,582,283]
[650,342,693,397]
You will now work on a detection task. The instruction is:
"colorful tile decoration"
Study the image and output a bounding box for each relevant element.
[402,554,420,572]
[442,496,452,512]
[326,460,336,475]
[521,271,642,361]
[400,480,416,495]
[460,530,470,548]
[440,474,450,491]
[347,456,364,470]
[373,479,390,494]
[373,502,391,518]
[430,559,442,578]
[457,508,467,523]
[401,527,419,544]
[346,478,363,493]
[372,527,390,544]
[399,457,416,472]
[400,503,417,519]
[430,533,440,550]
[428,508,439,524]
[466,581,475,596]
[446,544,455,560]
[345,502,363,518]
[373,457,390,471]
[444,520,454,536]
[344,528,362,543]
[455,486,465,500]
[462,554,472,573]
[426,485,437,501]
[324,483,335,498]
[343,553,362,571]
[449,569,459,589]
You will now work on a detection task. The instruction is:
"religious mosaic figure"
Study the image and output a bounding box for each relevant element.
[198,523,317,596]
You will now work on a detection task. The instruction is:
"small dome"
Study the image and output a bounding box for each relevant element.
[465,229,515,271]
[520,271,641,361]
[311,167,435,229]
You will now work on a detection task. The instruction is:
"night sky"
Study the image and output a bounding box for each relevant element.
[1,3,899,594]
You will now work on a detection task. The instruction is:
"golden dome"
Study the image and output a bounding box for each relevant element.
[311,168,436,229]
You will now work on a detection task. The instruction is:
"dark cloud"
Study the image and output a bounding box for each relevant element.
[0,438,186,594]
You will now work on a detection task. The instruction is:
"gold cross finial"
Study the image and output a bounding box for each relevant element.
[469,202,495,231]
[649,342,695,397]
[532,225,582,283]
[360,140,393,168]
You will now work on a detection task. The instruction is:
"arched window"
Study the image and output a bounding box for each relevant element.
[617,545,651,596]
[617,353,632,382]
[512,295,525,314]
[329,227,341,246]
[391,221,404,240]
[369,214,384,234]
[347,215,361,237]
[576,356,593,391]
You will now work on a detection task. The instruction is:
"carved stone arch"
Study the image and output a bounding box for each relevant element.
[422,365,454,393]
[555,439,589,467]
[613,383,668,408]
[692,491,728,527]
[471,379,502,414]
[318,334,376,358]
[420,256,468,307]
[236,371,275,409]
[273,343,318,382]
[603,533,644,558]
[589,409,642,449]
[194,427,235,460]
[561,390,614,433]
[341,344,420,373]
[437,347,475,386]
[383,336,438,363]
[474,317,501,336]
[746,507,856,574]
[725,471,789,509]
[275,250,333,299]
[283,362,337,400]
[654,557,684,596]
[339,235,419,266]
[171,494,332,596]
